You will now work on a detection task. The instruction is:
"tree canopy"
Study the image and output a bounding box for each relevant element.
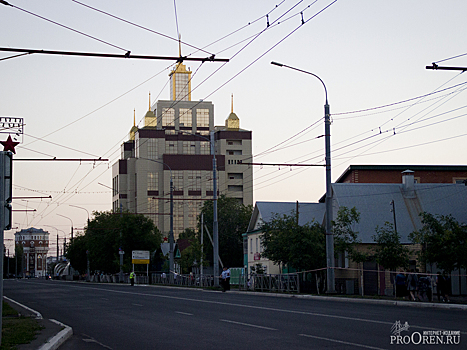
[260,212,326,271]
[372,222,410,271]
[199,195,253,268]
[409,212,467,273]
[66,210,162,274]
[332,206,367,264]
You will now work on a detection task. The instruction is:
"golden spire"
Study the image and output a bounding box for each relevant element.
[133,108,136,126]
[231,93,234,113]
[149,92,151,111]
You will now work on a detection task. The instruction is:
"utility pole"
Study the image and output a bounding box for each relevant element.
[271,61,336,293]
[119,202,124,282]
[211,131,219,287]
[390,200,397,234]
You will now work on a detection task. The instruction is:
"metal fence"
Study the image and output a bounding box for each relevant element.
[238,273,300,293]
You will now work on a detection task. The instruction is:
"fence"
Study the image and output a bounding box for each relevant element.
[238,273,300,293]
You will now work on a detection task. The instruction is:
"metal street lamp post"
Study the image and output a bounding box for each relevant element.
[271,61,336,293]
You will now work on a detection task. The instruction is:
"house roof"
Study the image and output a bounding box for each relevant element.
[332,183,467,244]
[247,201,325,232]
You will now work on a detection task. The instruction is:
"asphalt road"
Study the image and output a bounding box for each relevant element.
[4,279,466,350]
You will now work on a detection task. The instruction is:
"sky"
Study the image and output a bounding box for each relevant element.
[1,0,466,255]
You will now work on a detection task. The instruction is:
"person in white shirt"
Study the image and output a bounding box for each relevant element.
[220,267,231,292]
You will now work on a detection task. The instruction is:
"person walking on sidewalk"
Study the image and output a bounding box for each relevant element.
[130,271,136,286]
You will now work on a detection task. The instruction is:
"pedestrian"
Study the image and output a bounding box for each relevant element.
[406,269,418,301]
[162,272,167,284]
[418,274,430,301]
[394,270,407,298]
[129,271,135,286]
[220,267,230,292]
[436,273,451,302]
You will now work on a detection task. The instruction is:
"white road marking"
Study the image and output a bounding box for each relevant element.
[175,311,193,316]
[220,319,277,331]
[299,334,386,350]
[132,303,143,306]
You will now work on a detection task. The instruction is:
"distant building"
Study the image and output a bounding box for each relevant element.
[112,62,253,240]
[335,165,467,184]
[15,227,49,277]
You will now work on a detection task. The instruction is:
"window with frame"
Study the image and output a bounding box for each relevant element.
[196,109,209,127]
[161,108,175,126]
[188,171,201,191]
[166,141,177,154]
[179,108,192,127]
[200,141,210,155]
[182,141,196,154]
[147,139,158,159]
[147,197,158,223]
[147,173,158,191]
[173,171,184,191]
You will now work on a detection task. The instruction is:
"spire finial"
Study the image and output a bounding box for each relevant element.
[149,92,151,111]
[231,93,234,113]
[133,108,136,126]
[178,34,182,57]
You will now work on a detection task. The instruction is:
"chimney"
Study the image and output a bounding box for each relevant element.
[401,170,415,198]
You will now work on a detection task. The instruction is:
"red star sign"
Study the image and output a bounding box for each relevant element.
[0,135,20,154]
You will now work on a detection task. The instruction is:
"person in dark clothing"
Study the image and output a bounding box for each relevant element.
[395,271,407,298]
[436,273,451,302]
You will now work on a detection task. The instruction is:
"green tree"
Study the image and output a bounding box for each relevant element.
[66,210,162,274]
[199,195,253,268]
[409,212,467,272]
[332,206,367,264]
[65,235,88,274]
[178,228,207,274]
[260,212,326,271]
[372,222,410,271]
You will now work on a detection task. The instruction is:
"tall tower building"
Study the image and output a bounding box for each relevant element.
[112,63,253,239]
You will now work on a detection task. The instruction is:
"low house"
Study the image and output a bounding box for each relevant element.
[329,170,467,295]
[243,201,325,277]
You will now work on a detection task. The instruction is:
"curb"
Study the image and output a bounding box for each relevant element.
[37,319,73,350]
[228,290,467,310]
[3,296,73,350]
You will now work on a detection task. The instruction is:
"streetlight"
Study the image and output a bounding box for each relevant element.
[271,61,336,293]
[138,157,174,281]
[178,130,219,287]
[69,205,90,227]
[44,225,66,261]
[57,214,73,241]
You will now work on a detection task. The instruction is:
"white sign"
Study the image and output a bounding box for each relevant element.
[132,250,150,264]
[132,250,150,260]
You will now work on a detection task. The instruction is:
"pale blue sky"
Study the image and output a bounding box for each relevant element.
[1,0,466,252]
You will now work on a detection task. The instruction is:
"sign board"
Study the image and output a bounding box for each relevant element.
[132,250,150,264]
[0,117,24,142]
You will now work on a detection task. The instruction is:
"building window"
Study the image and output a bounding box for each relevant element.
[179,108,192,127]
[182,141,196,154]
[161,108,175,127]
[147,197,158,224]
[188,171,201,191]
[200,141,210,155]
[255,237,258,253]
[173,171,184,192]
[166,141,177,154]
[147,139,158,159]
[196,109,209,127]
[148,173,158,191]
[250,238,253,253]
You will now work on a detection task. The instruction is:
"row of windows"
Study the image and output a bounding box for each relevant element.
[160,108,210,127]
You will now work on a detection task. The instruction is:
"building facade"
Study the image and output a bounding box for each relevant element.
[112,62,253,239]
[15,227,49,277]
[336,165,467,184]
